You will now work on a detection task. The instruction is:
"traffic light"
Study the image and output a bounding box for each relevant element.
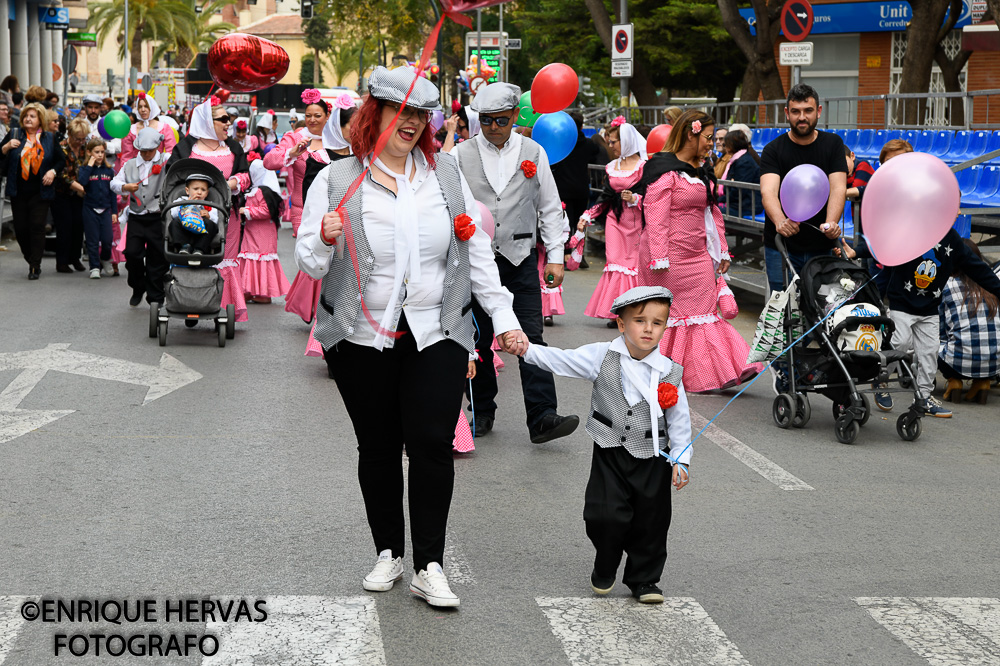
[579,76,594,98]
[300,0,313,19]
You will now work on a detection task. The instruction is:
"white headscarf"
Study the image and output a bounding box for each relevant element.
[465,107,480,137]
[188,98,218,141]
[322,107,351,151]
[617,122,647,161]
[247,159,280,198]
[257,112,277,143]
[136,94,161,128]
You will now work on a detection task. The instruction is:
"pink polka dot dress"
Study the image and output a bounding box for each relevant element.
[238,189,292,299]
[639,170,762,392]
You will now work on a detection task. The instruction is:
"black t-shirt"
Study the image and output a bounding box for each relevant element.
[760,130,848,253]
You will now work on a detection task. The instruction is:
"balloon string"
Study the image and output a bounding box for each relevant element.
[659,270,882,467]
[333,12,451,342]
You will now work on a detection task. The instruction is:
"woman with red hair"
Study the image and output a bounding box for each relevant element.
[296,66,524,609]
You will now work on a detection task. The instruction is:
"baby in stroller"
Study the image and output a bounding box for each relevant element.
[169,174,221,255]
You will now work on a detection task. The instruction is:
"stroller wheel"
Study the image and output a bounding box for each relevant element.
[791,393,811,428]
[858,394,871,426]
[148,303,159,339]
[158,321,168,347]
[772,394,794,429]
[896,413,921,441]
[218,323,226,348]
[226,304,236,339]
[834,415,859,444]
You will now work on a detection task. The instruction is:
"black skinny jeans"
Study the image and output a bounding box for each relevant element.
[11,193,50,268]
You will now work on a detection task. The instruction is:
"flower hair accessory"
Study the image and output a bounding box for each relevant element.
[521,160,537,179]
[454,213,476,241]
[267,109,275,116]
[247,151,261,163]
[137,92,146,100]
[658,382,679,409]
[236,120,247,130]
[209,96,221,106]
[335,93,355,110]
[610,116,625,128]
[301,88,322,105]
[691,119,702,135]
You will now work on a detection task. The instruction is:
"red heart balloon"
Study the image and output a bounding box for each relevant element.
[646,124,672,155]
[215,89,231,103]
[208,34,290,93]
[530,63,579,114]
[439,0,510,10]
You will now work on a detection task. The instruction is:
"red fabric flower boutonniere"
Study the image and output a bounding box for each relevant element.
[151,164,162,175]
[521,160,537,179]
[454,213,476,241]
[203,205,213,213]
[247,150,262,163]
[658,382,679,409]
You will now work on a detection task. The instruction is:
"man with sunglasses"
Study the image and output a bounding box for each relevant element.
[454,83,579,444]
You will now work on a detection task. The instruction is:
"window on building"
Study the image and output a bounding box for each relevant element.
[890,31,967,126]
[800,34,860,127]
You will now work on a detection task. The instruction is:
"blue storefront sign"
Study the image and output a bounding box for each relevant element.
[37,7,70,25]
[739,0,972,35]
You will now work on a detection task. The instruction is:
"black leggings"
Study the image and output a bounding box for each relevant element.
[11,194,49,268]
[324,318,468,573]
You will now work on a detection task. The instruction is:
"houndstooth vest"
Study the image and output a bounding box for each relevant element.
[121,158,164,214]
[586,349,685,459]
[313,153,476,353]
[456,137,541,266]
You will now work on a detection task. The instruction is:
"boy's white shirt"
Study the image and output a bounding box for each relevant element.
[524,336,692,465]
[169,195,220,224]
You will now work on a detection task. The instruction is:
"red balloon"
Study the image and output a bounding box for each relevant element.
[215,89,231,103]
[208,34,290,93]
[646,124,672,155]
[530,63,579,113]
[439,0,509,11]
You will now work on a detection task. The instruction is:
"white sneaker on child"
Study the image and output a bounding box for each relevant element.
[89,268,101,279]
[362,550,403,592]
[100,261,114,277]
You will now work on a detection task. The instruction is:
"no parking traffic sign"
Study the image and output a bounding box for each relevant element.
[612,23,633,60]
[781,0,814,42]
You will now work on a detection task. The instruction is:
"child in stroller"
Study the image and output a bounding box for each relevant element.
[169,173,221,255]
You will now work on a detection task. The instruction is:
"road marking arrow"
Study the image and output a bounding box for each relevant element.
[0,344,202,444]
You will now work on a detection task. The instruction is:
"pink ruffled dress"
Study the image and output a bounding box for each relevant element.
[191,145,252,322]
[583,161,645,319]
[638,170,761,392]
[238,189,292,299]
[538,242,565,317]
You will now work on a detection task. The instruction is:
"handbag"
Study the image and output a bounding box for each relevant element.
[748,275,800,364]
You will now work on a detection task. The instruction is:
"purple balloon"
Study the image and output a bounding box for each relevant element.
[429,109,445,132]
[97,117,112,141]
[779,164,830,223]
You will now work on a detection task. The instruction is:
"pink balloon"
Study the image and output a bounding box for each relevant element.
[476,201,495,239]
[861,152,960,266]
[779,164,830,222]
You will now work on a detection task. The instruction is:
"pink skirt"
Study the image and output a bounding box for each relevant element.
[112,220,127,264]
[285,272,321,323]
[239,252,291,299]
[453,415,474,453]
[541,286,565,317]
[658,318,762,392]
[217,261,249,323]
[584,266,639,320]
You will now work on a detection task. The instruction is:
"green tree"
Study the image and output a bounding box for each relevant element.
[88,0,192,69]
[325,39,379,86]
[305,2,335,86]
[301,53,325,86]
[154,0,237,68]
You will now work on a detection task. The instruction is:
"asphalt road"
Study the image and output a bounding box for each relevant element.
[0,232,997,666]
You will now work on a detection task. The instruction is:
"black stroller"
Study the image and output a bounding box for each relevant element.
[149,158,236,348]
[771,236,923,444]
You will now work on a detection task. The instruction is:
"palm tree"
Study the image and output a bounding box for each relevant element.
[324,39,379,87]
[168,0,238,68]
[89,0,192,70]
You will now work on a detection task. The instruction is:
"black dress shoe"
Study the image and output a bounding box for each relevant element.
[630,583,664,604]
[28,266,40,280]
[591,570,615,595]
[544,315,554,326]
[56,264,73,273]
[71,260,86,272]
[472,415,494,438]
[129,291,144,307]
[529,413,580,443]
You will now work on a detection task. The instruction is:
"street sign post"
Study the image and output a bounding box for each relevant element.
[611,60,633,78]
[781,0,814,84]
[779,42,814,66]
[505,39,521,50]
[612,21,633,98]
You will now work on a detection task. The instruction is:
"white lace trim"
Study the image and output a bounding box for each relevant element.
[667,312,721,328]
[238,252,280,261]
[719,285,735,298]
[541,285,563,295]
[192,144,232,157]
[216,259,239,270]
[604,263,638,276]
[648,258,670,270]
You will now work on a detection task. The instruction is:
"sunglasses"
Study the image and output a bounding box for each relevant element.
[479,114,512,128]
[385,103,429,123]
[213,116,232,125]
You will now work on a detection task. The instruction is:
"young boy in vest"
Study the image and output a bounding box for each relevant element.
[517,286,692,603]
[111,127,169,306]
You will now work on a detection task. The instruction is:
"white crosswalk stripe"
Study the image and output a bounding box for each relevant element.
[536,597,752,666]
[202,596,386,666]
[856,597,1000,665]
[0,597,31,665]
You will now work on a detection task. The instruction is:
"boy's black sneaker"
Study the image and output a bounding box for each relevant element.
[590,570,615,595]
[631,583,664,604]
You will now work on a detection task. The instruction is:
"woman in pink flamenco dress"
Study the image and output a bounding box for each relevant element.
[637,111,761,392]
[582,119,647,323]
[238,158,292,303]
[165,97,252,322]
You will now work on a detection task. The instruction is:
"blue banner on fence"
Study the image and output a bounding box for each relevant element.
[739,0,972,36]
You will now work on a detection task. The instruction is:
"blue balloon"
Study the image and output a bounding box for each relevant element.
[532,111,576,164]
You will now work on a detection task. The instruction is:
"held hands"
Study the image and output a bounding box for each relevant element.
[497,329,529,356]
[673,464,690,490]
[41,169,55,186]
[112,214,118,225]
[321,210,344,246]
[544,263,565,288]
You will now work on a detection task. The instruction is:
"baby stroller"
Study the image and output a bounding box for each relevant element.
[770,236,922,444]
[149,158,236,348]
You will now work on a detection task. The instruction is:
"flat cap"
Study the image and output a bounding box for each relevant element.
[368,66,441,112]
[83,94,103,105]
[186,173,215,186]
[226,107,238,115]
[470,82,521,114]
[134,127,164,151]
[610,286,674,315]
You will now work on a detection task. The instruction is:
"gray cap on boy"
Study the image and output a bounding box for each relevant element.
[610,286,674,315]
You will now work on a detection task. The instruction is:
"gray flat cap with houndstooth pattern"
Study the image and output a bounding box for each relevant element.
[367,66,441,112]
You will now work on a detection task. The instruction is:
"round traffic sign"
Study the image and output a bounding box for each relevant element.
[614,30,629,54]
[781,0,814,42]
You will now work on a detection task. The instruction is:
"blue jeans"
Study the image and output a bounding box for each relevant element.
[82,206,113,269]
[764,246,832,295]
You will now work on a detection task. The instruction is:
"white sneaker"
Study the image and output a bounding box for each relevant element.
[100,261,114,277]
[89,268,101,279]
[410,562,459,608]
[362,549,403,592]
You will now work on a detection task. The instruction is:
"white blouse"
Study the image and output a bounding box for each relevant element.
[297,151,520,351]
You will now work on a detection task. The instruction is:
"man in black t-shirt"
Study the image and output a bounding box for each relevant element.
[760,84,848,295]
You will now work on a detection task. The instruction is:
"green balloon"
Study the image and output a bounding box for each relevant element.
[104,110,132,139]
[517,90,542,128]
